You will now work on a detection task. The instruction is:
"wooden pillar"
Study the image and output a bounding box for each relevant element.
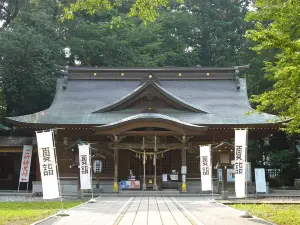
[181,147,187,192]
[113,135,119,192]
[153,136,158,190]
[181,136,187,192]
[222,166,228,192]
[142,150,146,190]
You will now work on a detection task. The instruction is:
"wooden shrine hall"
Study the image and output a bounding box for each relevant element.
[5,67,282,194]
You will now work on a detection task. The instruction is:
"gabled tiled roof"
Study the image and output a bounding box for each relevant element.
[6,67,280,126]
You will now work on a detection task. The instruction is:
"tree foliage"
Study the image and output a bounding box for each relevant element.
[0,0,24,28]
[61,0,183,24]
[65,0,251,68]
[245,0,300,133]
[0,2,64,116]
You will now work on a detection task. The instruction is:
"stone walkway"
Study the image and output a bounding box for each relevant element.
[36,197,274,225]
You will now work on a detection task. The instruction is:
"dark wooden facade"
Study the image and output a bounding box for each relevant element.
[4,67,283,192]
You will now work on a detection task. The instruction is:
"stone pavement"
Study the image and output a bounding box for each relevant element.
[35,197,274,225]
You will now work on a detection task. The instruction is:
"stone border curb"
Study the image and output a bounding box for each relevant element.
[30,196,102,225]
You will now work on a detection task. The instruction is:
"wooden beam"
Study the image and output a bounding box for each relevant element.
[0,147,37,153]
[94,130,205,136]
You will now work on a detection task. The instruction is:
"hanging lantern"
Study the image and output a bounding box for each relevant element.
[93,160,103,173]
[161,153,164,159]
[150,155,152,160]
[135,152,138,158]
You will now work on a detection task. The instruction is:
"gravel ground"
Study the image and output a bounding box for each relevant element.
[0,195,81,202]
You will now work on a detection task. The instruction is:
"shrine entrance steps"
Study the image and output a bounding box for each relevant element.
[83,190,220,197]
[118,189,180,197]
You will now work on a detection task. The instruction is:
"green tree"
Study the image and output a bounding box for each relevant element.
[64,4,197,67]
[65,0,251,68]
[245,0,300,133]
[61,0,183,24]
[0,2,64,116]
[0,0,25,28]
[187,0,251,67]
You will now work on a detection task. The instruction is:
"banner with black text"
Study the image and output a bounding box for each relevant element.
[36,131,60,199]
[78,144,91,190]
[200,145,212,191]
[234,129,247,198]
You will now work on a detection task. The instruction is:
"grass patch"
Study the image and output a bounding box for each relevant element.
[0,201,82,225]
[232,204,300,225]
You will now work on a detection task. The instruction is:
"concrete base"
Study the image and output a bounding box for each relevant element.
[181,182,187,192]
[32,179,114,195]
[113,182,119,192]
[57,209,70,217]
[240,210,253,218]
[31,179,268,195]
[221,191,228,200]
[88,198,97,203]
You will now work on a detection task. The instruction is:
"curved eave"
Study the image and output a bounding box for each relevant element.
[93,113,207,134]
[94,80,206,113]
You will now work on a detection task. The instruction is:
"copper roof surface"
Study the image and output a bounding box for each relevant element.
[6,67,279,126]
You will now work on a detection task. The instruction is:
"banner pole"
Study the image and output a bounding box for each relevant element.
[209,145,216,203]
[52,129,69,217]
[26,182,29,193]
[17,182,20,193]
[89,144,96,203]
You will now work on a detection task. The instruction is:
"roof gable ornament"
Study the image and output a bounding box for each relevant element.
[234,65,249,90]
[62,66,69,90]
[140,70,161,86]
[93,80,207,113]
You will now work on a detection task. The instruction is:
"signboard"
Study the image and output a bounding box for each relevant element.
[218,168,222,181]
[78,144,92,190]
[245,162,252,182]
[234,129,247,198]
[217,163,251,183]
[36,131,60,199]
[120,180,140,189]
[170,174,178,181]
[19,145,33,183]
[255,168,267,193]
[200,145,212,191]
[162,174,168,182]
[227,169,235,182]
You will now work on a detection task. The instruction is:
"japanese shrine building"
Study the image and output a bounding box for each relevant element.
[5,67,281,193]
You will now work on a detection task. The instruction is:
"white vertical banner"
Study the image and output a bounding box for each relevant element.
[78,144,91,190]
[234,129,247,198]
[255,168,267,193]
[19,145,33,183]
[36,131,60,199]
[200,145,212,191]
